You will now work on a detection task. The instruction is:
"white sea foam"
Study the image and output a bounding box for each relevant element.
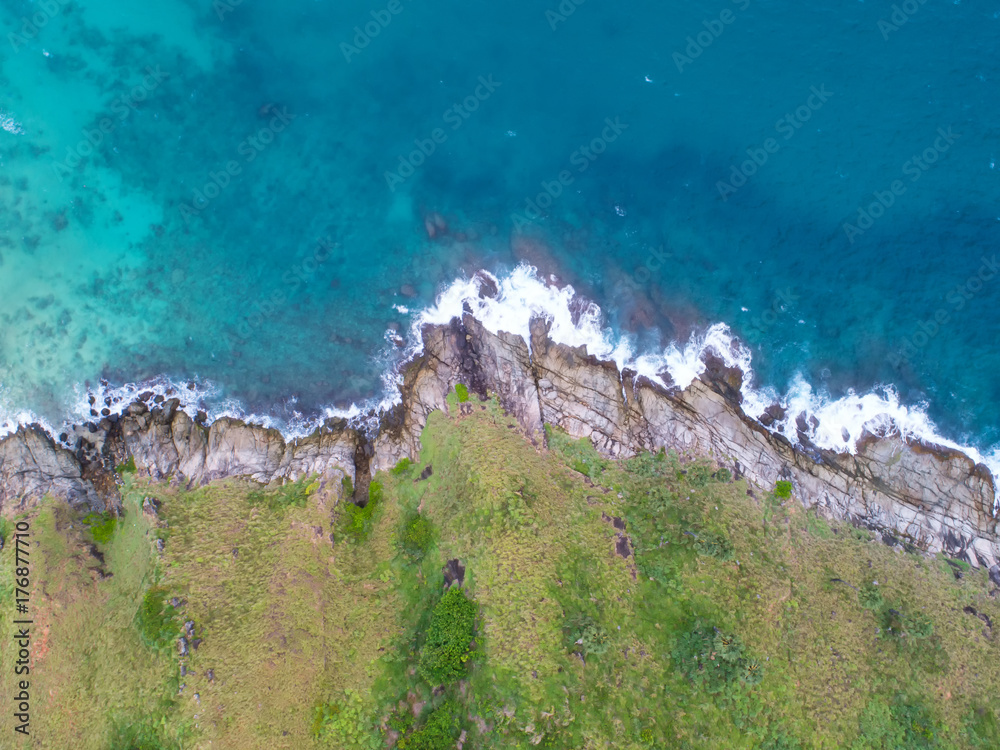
[414,265,1000,506]
[0,109,25,135]
[1,264,996,510]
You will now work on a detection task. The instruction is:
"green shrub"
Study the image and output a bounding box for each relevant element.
[341,474,355,499]
[624,448,681,479]
[311,689,381,749]
[966,705,1000,748]
[564,613,609,659]
[454,384,470,403]
[339,481,383,543]
[672,619,762,694]
[388,708,415,735]
[108,715,184,750]
[115,455,137,475]
[685,462,715,487]
[774,480,793,499]
[401,515,434,561]
[136,586,178,651]
[398,701,461,750]
[83,511,117,545]
[880,608,933,641]
[859,582,884,611]
[854,696,942,749]
[418,587,478,685]
[693,530,734,561]
[714,467,733,483]
[391,458,413,476]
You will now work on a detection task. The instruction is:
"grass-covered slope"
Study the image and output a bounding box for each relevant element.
[2,394,1000,748]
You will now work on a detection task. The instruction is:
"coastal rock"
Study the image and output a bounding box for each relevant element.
[530,317,631,455]
[386,314,999,570]
[0,427,102,512]
[202,418,287,483]
[1,314,997,574]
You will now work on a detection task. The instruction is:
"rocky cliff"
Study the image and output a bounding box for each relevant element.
[2,313,997,574]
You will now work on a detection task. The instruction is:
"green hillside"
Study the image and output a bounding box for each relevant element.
[2,394,999,748]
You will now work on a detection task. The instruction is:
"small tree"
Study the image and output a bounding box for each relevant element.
[418,587,477,685]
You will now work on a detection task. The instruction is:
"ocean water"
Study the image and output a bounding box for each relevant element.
[1,1,999,476]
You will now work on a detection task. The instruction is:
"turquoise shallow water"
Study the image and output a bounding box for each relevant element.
[1,1,999,456]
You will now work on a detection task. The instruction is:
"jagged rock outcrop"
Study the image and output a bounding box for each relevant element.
[0,427,102,512]
[1,313,997,574]
[372,314,999,571]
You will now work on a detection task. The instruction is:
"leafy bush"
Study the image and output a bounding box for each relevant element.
[115,455,137,475]
[564,613,609,659]
[693,530,734,561]
[853,696,942,749]
[672,619,762,694]
[880,608,933,640]
[339,482,383,543]
[774,480,793,499]
[341,474,355,499]
[108,715,184,750]
[454,383,470,403]
[965,705,1000,748]
[136,586,178,651]
[860,583,935,641]
[859,582,884,612]
[418,587,478,685]
[714,467,733,483]
[400,515,434,561]
[391,458,413,476]
[311,689,381,749]
[625,448,681,479]
[83,512,117,545]
[398,701,461,750]
[684,462,715,487]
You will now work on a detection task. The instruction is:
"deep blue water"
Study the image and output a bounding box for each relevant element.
[1,0,998,457]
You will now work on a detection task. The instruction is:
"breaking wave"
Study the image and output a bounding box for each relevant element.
[2,264,996,508]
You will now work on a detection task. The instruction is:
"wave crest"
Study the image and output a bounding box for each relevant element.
[1,264,996,506]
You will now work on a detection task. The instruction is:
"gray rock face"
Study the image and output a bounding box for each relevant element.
[0,427,102,512]
[374,314,999,570]
[1,313,997,573]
